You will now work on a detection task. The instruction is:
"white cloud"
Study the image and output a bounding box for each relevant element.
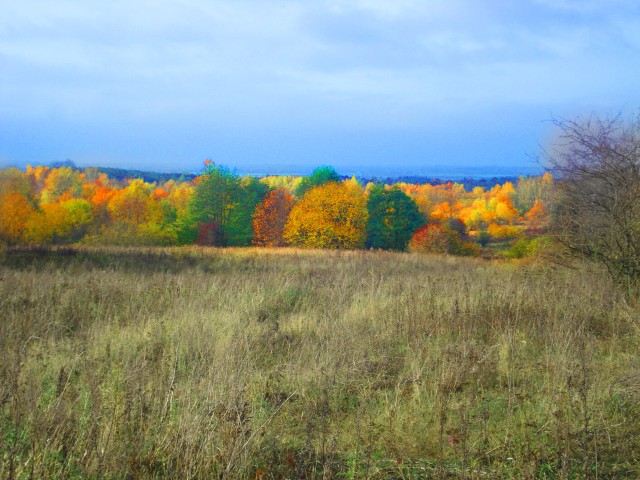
[1,1,639,130]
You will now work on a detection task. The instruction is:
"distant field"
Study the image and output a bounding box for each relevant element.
[1,247,638,478]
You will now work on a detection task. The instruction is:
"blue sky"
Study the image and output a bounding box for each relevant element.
[1,0,640,175]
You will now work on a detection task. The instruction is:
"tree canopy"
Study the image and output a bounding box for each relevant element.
[295,166,341,198]
[0,161,552,258]
[366,185,423,250]
[285,181,368,249]
[252,188,295,247]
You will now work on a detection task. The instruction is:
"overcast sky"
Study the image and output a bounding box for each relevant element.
[1,0,640,175]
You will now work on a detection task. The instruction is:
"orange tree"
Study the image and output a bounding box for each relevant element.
[252,188,295,247]
[0,192,36,243]
[284,181,368,249]
[408,224,449,254]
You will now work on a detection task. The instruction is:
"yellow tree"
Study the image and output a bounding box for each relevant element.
[32,198,94,243]
[25,164,50,195]
[284,181,368,249]
[495,199,519,224]
[41,166,83,203]
[107,179,153,224]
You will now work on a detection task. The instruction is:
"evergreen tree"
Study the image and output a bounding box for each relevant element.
[366,185,423,250]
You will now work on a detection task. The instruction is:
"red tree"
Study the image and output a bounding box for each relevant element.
[252,188,295,247]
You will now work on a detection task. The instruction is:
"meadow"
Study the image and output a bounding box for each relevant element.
[1,246,639,478]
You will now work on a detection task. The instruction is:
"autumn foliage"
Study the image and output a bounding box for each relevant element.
[0,192,35,243]
[0,162,552,256]
[408,224,449,254]
[252,188,295,247]
[284,181,368,249]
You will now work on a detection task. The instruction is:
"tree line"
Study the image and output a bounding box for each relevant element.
[0,161,552,256]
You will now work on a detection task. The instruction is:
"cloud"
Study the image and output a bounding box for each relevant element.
[1,0,639,169]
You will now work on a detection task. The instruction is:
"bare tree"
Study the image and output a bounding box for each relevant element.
[544,112,640,288]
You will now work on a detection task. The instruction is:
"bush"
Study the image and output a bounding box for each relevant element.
[409,224,479,256]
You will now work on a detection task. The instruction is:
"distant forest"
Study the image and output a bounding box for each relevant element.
[47,160,525,191]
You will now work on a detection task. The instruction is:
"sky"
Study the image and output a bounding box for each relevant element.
[1,0,640,176]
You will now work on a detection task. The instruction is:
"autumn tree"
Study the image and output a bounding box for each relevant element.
[408,225,449,254]
[25,165,50,196]
[102,179,176,245]
[0,192,36,243]
[284,181,368,249]
[0,168,33,199]
[108,179,153,225]
[41,166,83,203]
[252,188,295,247]
[366,185,423,250]
[260,175,302,196]
[545,113,640,286]
[494,199,519,224]
[32,198,94,243]
[167,182,195,244]
[409,222,478,256]
[523,200,548,231]
[514,173,553,214]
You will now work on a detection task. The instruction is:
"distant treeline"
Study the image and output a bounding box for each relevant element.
[45,160,526,189]
[357,175,523,191]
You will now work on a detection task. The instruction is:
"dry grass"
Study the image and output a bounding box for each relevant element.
[1,245,639,479]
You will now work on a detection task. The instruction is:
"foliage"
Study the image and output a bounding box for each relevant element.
[41,166,83,203]
[85,222,177,246]
[107,179,153,225]
[503,237,532,259]
[295,165,341,197]
[0,168,33,198]
[259,175,302,196]
[46,199,94,242]
[366,185,423,250]
[409,223,478,256]
[0,163,551,256]
[227,176,269,246]
[187,163,241,246]
[252,188,295,247]
[407,224,449,254]
[487,223,521,239]
[0,192,35,243]
[514,172,553,214]
[284,181,368,249]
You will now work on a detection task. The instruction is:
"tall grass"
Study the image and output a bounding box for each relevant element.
[1,246,638,478]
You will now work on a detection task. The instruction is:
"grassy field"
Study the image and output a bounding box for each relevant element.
[1,246,639,479]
